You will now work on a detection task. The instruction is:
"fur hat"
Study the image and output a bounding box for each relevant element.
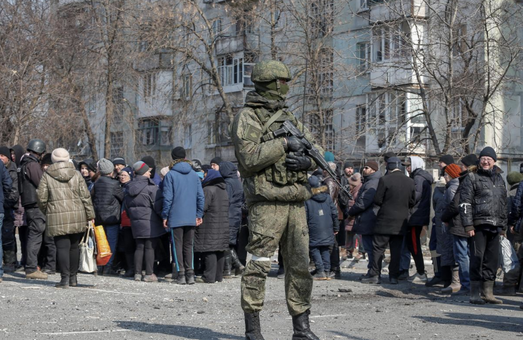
[348,173,362,186]
[98,158,114,176]
[51,148,70,163]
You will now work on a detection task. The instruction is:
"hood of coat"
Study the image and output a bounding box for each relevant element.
[126,175,154,197]
[203,169,226,188]
[219,161,238,179]
[409,156,425,173]
[172,160,193,175]
[46,162,76,182]
[413,167,434,183]
[446,177,459,188]
[311,185,329,202]
[11,144,25,167]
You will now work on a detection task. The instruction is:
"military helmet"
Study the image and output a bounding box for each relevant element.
[27,139,46,154]
[251,60,291,83]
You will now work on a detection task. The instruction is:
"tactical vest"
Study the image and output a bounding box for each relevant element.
[252,107,308,186]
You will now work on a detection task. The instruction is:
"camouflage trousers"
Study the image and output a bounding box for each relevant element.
[241,201,312,316]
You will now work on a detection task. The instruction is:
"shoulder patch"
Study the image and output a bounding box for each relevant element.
[244,125,262,143]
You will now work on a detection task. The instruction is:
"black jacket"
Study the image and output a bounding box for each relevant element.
[4,161,19,211]
[124,176,165,239]
[195,172,230,253]
[348,171,381,235]
[219,162,244,246]
[92,175,123,225]
[441,174,468,238]
[459,165,507,232]
[305,186,338,247]
[19,153,42,208]
[408,168,433,226]
[373,170,416,235]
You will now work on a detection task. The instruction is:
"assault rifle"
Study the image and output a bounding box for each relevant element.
[270,120,353,201]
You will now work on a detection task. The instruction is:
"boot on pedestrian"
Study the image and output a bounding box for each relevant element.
[291,309,320,340]
[186,270,195,285]
[55,275,69,289]
[230,247,245,276]
[469,281,485,305]
[441,267,461,294]
[26,270,48,280]
[223,249,233,279]
[69,274,77,287]
[2,250,16,273]
[176,271,186,285]
[244,311,265,340]
[482,281,503,304]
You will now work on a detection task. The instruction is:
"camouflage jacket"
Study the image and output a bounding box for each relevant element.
[230,91,322,205]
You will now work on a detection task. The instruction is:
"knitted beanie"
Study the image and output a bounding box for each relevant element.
[444,163,461,179]
[98,158,114,176]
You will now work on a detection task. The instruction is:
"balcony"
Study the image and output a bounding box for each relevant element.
[215,35,245,55]
[370,0,428,22]
[370,62,418,87]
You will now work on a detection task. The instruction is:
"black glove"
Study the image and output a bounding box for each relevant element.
[285,153,312,171]
[285,136,305,153]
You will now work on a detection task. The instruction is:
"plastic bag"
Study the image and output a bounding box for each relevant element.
[94,224,112,266]
[79,224,96,273]
[500,236,519,273]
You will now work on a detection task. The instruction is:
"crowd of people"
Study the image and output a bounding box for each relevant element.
[0,139,521,310]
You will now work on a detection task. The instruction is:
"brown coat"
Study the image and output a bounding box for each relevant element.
[37,162,95,237]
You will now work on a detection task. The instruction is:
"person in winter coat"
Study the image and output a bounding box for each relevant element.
[460,147,507,305]
[194,169,229,283]
[324,162,344,278]
[345,173,362,259]
[348,164,382,275]
[10,145,27,268]
[0,157,11,283]
[441,154,477,294]
[0,146,19,273]
[124,162,165,282]
[119,167,135,277]
[219,161,245,278]
[501,171,523,295]
[162,147,205,285]
[438,164,462,293]
[141,156,162,187]
[362,157,416,284]
[37,148,95,288]
[305,176,338,280]
[403,156,433,283]
[91,158,124,275]
[79,159,97,191]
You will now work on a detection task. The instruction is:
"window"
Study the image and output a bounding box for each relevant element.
[212,18,222,37]
[138,118,172,146]
[372,23,410,62]
[217,56,244,87]
[110,132,123,158]
[143,72,157,102]
[367,92,407,147]
[356,42,371,72]
[310,0,334,38]
[182,74,192,99]
[307,109,335,152]
[356,105,367,134]
[319,48,334,97]
[360,0,368,10]
[184,124,192,149]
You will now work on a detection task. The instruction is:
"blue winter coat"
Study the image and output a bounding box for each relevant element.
[219,161,244,245]
[305,186,338,247]
[161,160,204,228]
[348,171,381,235]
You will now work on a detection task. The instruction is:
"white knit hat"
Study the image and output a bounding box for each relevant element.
[51,148,70,163]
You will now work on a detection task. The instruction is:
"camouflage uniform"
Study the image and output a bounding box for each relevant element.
[230,61,322,317]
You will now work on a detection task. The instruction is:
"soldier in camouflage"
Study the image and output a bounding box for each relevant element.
[230,60,321,340]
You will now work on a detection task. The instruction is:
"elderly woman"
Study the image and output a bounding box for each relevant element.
[37,148,95,288]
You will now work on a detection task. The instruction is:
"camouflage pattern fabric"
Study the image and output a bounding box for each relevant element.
[241,201,312,316]
[251,60,291,83]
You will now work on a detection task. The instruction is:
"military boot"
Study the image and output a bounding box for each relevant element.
[469,281,485,305]
[245,312,265,340]
[482,281,503,304]
[230,248,245,276]
[223,250,233,279]
[292,310,320,340]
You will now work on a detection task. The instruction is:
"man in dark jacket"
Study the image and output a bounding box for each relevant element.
[441,154,477,294]
[460,147,506,305]
[20,139,53,280]
[348,161,381,276]
[0,158,12,282]
[0,146,18,272]
[219,161,245,277]
[403,156,433,283]
[362,157,416,284]
[92,158,124,275]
